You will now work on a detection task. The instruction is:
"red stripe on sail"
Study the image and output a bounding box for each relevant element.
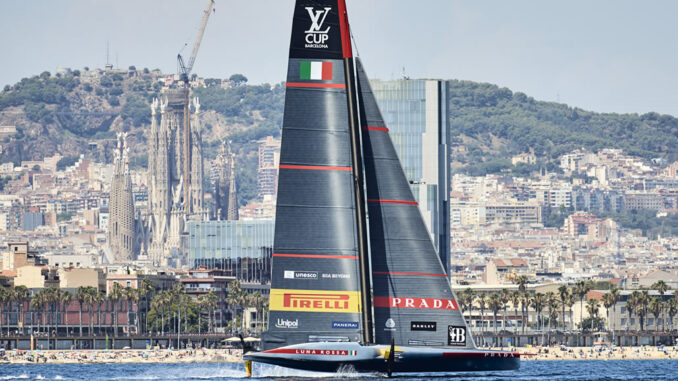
[372,271,447,277]
[367,199,418,205]
[286,82,345,89]
[279,165,352,171]
[337,0,352,58]
[273,253,358,259]
[321,62,333,80]
[361,126,389,132]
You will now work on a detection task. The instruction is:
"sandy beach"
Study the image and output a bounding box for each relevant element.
[0,348,242,364]
[3,346,678,364]
[511,346,678,361]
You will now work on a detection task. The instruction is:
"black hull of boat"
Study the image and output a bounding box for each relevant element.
[244,342,522,374]
[247,355,519,373]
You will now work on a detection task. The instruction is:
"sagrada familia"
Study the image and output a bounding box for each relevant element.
[107,88,239,267]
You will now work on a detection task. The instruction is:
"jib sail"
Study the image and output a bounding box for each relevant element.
[356,58,475,349]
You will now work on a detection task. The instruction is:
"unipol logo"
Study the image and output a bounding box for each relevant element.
[304,7,331,48]
[275,318,299,329]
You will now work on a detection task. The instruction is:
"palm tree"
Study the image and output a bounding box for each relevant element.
[566,293,577,330]
[626,292,638,332]
[520,292,530,334]
[137,278,154,334]
[545,292,556,332]
[85,287,98,335]
[532,293,546,331]
[637,290,650,332]
[585,298,600,332]
[558,285,570,329]
[460,288,475,326]
[476,293,487,335]
[204,290,218,333]
[666,298,677,331]
[487,293,502,342]
[13,286,29,335]
[514,275,528,293]
[548,299,559,332]
[109,283,124,336]
[532,293,546,345]
[510,291,521,334]
[602,293,615,332]
[76,287,88,337]
[124,287,139,336]
[0,287,9,336]
[60,290,73,336]
[649,297,662,332]
[573,281,590,331]
[30,292,44,335]
[652,281,670,331]
[94,291,105,335]
[151,290,173,335]
[227,280,247,333]
[499,289,509,335]
[251,292,265,333]
[607,288,620,336]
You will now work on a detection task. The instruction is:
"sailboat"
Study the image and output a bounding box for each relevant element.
[244,0,526,375]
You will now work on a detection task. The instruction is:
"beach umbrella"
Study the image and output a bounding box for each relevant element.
[243,337,260,342]
[223,337,240,343]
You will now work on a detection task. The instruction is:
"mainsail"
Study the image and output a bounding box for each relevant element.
[264,0,365,349]
[266,0,473,351]
[356,59,475,349]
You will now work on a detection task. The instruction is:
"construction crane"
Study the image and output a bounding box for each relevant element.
[177,0,215,213]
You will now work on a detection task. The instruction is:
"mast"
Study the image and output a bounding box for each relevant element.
[337,0,373,344]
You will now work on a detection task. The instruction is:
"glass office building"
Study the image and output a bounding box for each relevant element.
[188,219,274,283]
[370,79,451,275]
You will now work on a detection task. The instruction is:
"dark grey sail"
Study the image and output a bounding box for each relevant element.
[263,0,365,349]
[356,58,475,349]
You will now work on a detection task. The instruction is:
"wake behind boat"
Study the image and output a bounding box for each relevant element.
[244,0,527,375]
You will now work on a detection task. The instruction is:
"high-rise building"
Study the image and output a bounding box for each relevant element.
[370,79,451,275]
[146,92,207,266]
[187,219,274,283]
[107,132,137,262]
[257,136,280,199]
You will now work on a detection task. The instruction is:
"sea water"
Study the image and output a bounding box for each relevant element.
[0,360,677,380]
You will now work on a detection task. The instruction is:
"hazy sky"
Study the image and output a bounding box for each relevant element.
[2,0,678,116]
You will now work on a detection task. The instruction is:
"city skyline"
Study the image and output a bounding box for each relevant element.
[1,0,678,117]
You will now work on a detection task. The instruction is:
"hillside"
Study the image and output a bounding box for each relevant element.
[1,68,677,205]
[0,68,284,205]
[446,80,678,175]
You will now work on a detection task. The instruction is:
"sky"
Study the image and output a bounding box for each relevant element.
[2,0,678,116]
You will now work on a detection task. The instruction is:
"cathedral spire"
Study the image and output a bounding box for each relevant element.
[108,132,137,262]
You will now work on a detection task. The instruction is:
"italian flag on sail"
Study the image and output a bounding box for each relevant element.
[300,61,333,80]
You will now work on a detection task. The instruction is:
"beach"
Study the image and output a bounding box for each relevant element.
[513,345,678,361]
[0,348,242,364]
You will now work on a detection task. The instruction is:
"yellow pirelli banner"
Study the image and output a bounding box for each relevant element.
[270,289,362,313]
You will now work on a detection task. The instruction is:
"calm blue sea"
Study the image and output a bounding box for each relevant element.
[0,361,677,380]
